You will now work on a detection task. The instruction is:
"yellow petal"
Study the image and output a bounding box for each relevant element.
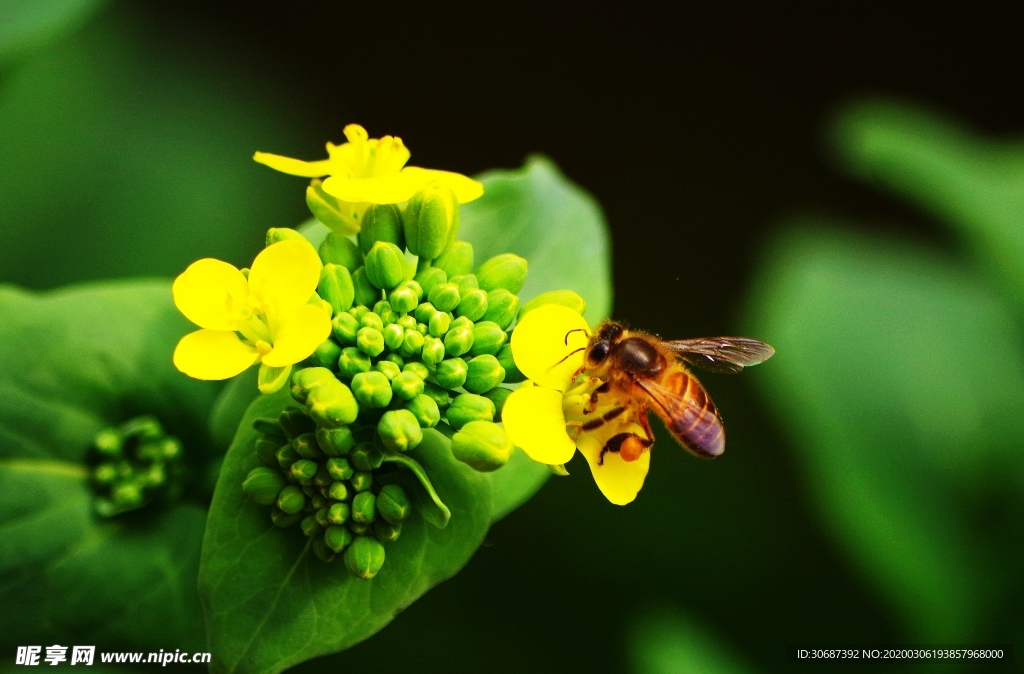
[502,385,577,465]
[172,258,249,330]
[510,304,590,390]
[248,240,323,316]
[253,151,332,178]
[263,304,332,368]
[575,420,651,505]
[399,167,484,203]
[320,173,419,205]
[173,330,259,380]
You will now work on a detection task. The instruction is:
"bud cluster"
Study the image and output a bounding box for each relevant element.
[88,416,184,518]
[243,181,532,578]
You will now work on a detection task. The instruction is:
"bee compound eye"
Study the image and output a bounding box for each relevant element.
[589,342,609,363]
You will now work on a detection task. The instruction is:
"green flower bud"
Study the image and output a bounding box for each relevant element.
[413,301,438,324]
[376,484,411,524]
[255,436,282,466]
[275,443,299,470]
[421,336,446,366]
[349,521,371,535]
[518,289,587,320]
[416,322,429,335]
[326,457,354,481]
[372,299,398,325]
[360,310,385,331]
[404,394,440,428]
[351,491,377,524]
[242,467,285,505]
[292,432,322,459]
[351,371,393,408]
[452,420,514,471]
[450,315,472,330]
[318,264,354,315]
[404,182,459,259]
[384,352,406,368]
[276,485,306,514]
[464,354,505,394]
[391,370,424,401]
[324,524,354,552]
[427,282,460,313]
[364,242,406,290]
[350,471,373,492]
[374,359,402,381]
[94,428,122,457]
[350,443,384,471]
[356,326,385,357]
[352,267,381,307]
[377,409,423,452]
[331,312,360,345]
[434,241,474,276]
[311,492,328,510]
[278,407,315,439]
[316,426,354,456]
[427,310,451,338]
[314,465,333,488]
[477,253,528,293]
[373,520,402,543]
[399,328,425,357]
[328,500,351,523]
[469,321,507,356]
[446,393,496,430]
[313,537,336,563]
[396,315,418,332]
[305,180,355,237]
[319,232,363,270]
[413,267,447,297]
[306,379,360,427]
[344,535,386,579]
[435,357,468,389]
[308,338,343,370]
[483,386,514,421]
[271,507,303,528]
[301,515,324,538]
[265,227,306,246]
[349,305,369,320]
[314,506,331,528]
[443,325,474,358]
[328,481,349,502]
[379,323,402,352]
[423,381,452,409]
[496,343,526,383]
[290,459,319,484]
[403,361,430,380]
[455,288,488,321]
[337,346,372,378]
[449,274,479,296]
[358,203,405,253]
[482,289,520,330]
[389,280,422,314]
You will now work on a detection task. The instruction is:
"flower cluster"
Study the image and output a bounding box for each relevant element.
[89,416,184,517]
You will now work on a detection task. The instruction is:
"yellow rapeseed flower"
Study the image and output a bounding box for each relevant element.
[502,305,652,505]
[254,124,483,231]
[172,239,331,389]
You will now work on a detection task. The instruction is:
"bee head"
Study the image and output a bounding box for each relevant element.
[586,322,624,365]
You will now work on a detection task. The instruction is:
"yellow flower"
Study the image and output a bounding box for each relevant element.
[501,305,652,505]
[253,124,484,231]
[172,239,331,389]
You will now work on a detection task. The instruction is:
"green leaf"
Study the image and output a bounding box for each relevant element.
[462,155,613,323]
[0,0,105,67]
[0,280,221,651]
[629,610,757,674]
[744,226,1024,640]
[834,101,1024,308]
[199,388,493,674]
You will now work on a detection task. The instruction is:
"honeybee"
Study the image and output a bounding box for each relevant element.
[568,322,774,464]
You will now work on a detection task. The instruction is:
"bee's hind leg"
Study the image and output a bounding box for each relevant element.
[597,430,651,465]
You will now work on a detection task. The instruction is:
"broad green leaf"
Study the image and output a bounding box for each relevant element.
[0,280,220,651]
[199,387,493,674]
[0,0,105,67]
[630,610,757,674]
[744,226,1024,640]
[462,155,613,323]
[834,101,1024,307]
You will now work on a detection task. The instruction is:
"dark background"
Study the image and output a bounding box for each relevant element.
[5,1,1023,671]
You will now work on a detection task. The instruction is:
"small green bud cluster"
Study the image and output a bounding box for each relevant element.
[251,182,542,577]
[88,415,184,518]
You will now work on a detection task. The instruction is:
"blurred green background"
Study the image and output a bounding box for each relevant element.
[2,1,1022,671]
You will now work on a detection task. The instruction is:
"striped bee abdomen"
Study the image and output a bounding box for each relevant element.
[664,370,725,458]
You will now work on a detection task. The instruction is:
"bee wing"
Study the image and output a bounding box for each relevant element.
[633,373,725,458]
[662,337,775,374]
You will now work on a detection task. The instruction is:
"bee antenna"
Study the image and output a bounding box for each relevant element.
[549,347,585,369]
[564,328,590,345]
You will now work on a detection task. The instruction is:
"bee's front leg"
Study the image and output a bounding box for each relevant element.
[583,381,611,415]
